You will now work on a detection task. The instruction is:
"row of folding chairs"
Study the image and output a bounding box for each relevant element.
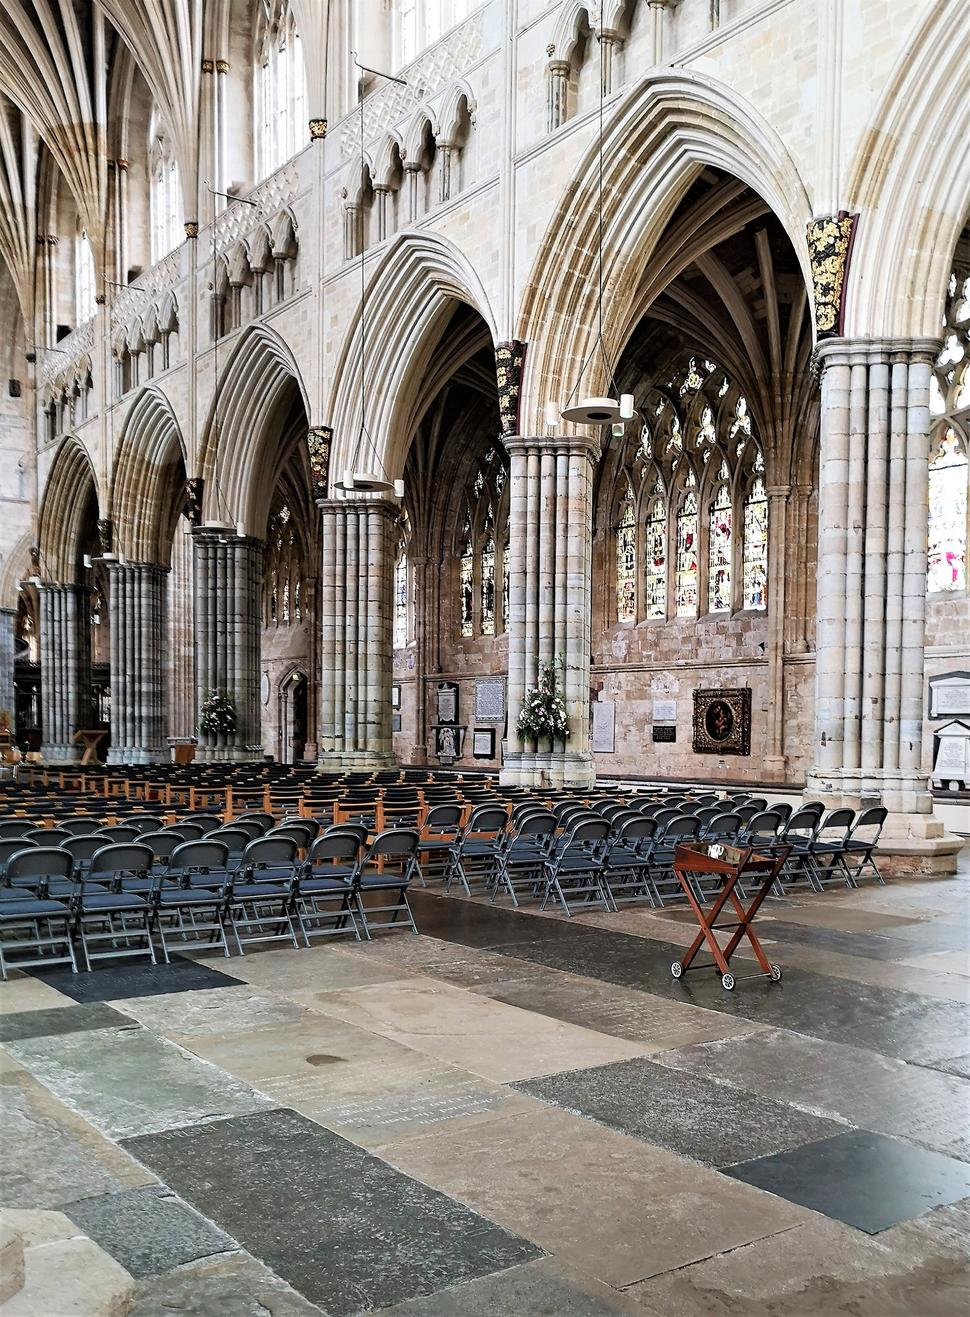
[0,827,421,979]
[432,799,888,916]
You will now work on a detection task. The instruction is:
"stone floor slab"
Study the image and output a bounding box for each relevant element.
[4,1022,272,1139]
[64,1185,235,1278]
[307,978,650,1083]
[0,1071,155,1209]
[725,1130,970,1234]
[123,1108,541,1316]
[380,1104,809,1288]
[114,986,310,1038]
[627,1211,970,1316]
[226,944,411,995]
[482,971,765,1051]
[516,1056,842,1167]
[0,975,76,1014]
[0,1003,135,1043]
[130,1251,326,1316]
[655,1026,970,1162]
[372,1256,644,1315]
[30,957,243,1002]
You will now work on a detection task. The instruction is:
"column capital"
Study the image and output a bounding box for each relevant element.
[765,484,791,499]
[503,433,602,462]
[316,495,399,520]
[813,336,942,372]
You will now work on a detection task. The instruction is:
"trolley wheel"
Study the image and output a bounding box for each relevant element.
[670,961,683,979]
[769,964,783,982]
[721,972,736,991]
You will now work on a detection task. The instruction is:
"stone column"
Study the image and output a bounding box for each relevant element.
[502,434,598,788]
[546,57,570,132]
[192,529,263,761]
[38,582,89,761]
[807,337,961,871]
[403,161,422,224]
[341,196,359,261]
[373,183,393,242]
[598,31,623,95]
[105,562,167,764]
[437,142,457,204]
[0,607,15,731]
[318,498,395,770]
[763,486,790,780]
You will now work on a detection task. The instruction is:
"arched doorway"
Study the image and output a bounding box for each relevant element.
[278,669,308,764]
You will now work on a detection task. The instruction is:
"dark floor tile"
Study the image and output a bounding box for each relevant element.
[0,1002,134,1042]
[724,1130,970,1234]
[374,1258,639,1315]
[123,1108,541,1315]
[757,919,925,962]
[515,1057,842,1168]
[489,927,970,1066]
[64,1185,235,1277]
[407,890,579,949]
[29,957,243,1002]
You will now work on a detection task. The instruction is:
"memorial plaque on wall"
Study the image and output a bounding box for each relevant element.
[929,672,970,718]
[436,682,458,725]
[472,727,496,759]
[591,700,616,753]
[652,698,677,723]
[692,688,751,755]
[652,725,676,743]
[475,678,506,721]
[391,713,402,733]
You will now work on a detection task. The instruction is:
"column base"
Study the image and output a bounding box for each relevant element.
[316,750,397,773]
[500,749,595,790]
[195,744,264,763]
[106,747,166,766]
[876,811,965,878]
[39,744,81,764]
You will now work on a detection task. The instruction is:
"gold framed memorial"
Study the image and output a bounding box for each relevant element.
[692,688,751,756]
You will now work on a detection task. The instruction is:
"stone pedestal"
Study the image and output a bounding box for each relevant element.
[105,562,167,764]
[192,529,263,761]
[502,434,598,788]
[806,338,961,871]
[38,583,89,761]
[318,498,396,771]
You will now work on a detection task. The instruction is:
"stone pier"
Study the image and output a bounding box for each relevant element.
[38,583,89,762]
[106,562,167,764]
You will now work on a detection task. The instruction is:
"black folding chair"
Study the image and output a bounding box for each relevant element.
[155,839,232,960]
[444,806,508,895]
[24,827,71,846]
[296,833,359,943]
[60,817,105,836]
[806,808,858,888]
[415,804,464,885]
[0,851,77,979]
[602,816,657,908]
[540,818,613,915]
[351,829,420,937]
[840,807,888,886]
[74,843,157,969]
[96,825,141,844]
[180,813,224,835]
[226,836,300,953]
[493,810,558,905]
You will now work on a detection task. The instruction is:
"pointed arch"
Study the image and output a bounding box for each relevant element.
[38,435,99,583]
[199,323,310,534]
[110,387,187,564]
[845,0,970,337]
[517,71,812,431]
[327,230,497,485]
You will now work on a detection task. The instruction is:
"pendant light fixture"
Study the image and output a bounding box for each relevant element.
[554,31,634,430]
[335,55,407,499]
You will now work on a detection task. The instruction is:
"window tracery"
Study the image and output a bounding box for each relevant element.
[75,227,95,324]
[149,114,181,262]
[455,445,510,638]
[396,0,474,66]
[254,0,307,180]
[929,259,969,594]
[608,355,767,622]
[264,500,304,627]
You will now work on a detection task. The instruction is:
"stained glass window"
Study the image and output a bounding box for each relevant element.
[281,579,290,623]
[708,481,732,612]
[675,491,698,616]
[742,476,768,610]
[616,484,637,622]
[928,428,968,593]
[480,514,496,635]
[644,493,666,620]
[394,550,409,648]
[502,542,510,632]
[459,511,474,636]
[697,405,715,450]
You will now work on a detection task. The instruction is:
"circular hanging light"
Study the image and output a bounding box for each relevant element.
[561,396,621,425]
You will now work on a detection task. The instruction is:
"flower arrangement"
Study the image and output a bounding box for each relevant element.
[199,690,237,737]
[517,659,569,743]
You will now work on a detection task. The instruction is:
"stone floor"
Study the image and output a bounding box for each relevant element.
[2,855,969,1315]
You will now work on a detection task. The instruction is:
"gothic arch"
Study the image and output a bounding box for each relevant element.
[110,387,187,564]
[327,230,497,485]
[844,0,970,338]
[0,531,32,611]
[199,323,310,534]
[38,435,100,583]
[517,70,813,432]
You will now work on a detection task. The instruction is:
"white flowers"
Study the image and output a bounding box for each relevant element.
[199,690,237,736]
[517,659,569,742]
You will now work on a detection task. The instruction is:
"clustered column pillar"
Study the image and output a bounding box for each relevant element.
[807,337,960,870]
[192,528,263,761]
[105,562,167,764]
[38,583,89,760]
[318,498,395,770]
[503,434,598,788]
